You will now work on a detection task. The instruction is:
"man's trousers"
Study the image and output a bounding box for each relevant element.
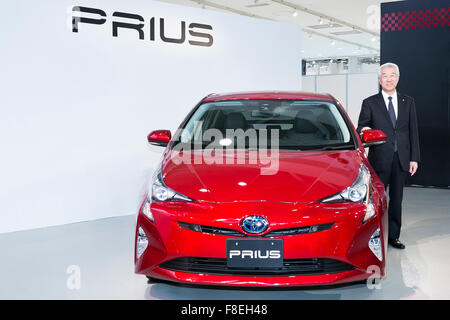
[375,152,408,240]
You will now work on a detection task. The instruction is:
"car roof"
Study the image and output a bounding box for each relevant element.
[202,91,335,102]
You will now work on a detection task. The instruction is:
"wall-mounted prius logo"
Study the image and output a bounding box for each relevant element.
[70,6,214,47]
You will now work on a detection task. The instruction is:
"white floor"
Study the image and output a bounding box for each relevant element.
[1,187,449,300]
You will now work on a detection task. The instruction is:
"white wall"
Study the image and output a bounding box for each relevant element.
[317,74,347,110]
[0,0,302,233]
[301,76,316,93]
[302,73,378,126]
[347,73,379,126]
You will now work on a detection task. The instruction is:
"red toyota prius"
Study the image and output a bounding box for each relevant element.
[135,91,388,287]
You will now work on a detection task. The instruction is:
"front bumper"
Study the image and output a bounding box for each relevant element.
[134,200,386,287]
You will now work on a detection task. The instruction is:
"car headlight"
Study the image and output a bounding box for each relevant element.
[320,165,370,203]
[362,197,376,223]
[368,228,383,261]
[136,227,148,259]
[141,195,153,222]
[151,168,194,203]
[140,168,194,222]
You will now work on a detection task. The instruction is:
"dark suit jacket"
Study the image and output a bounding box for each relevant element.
[357,92,420,173]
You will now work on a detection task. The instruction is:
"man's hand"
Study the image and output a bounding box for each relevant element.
[409,161,418,176]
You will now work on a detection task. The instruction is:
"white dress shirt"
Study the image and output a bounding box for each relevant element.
[381,90,398,119]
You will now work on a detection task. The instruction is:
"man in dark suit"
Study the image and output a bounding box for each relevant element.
[357,62,420,249]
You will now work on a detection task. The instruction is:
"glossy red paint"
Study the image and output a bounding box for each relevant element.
[134,92,388,287]
[203,91,334,102]
[362,129,387,144]
[147,130,171,144]
[163,150,360,203]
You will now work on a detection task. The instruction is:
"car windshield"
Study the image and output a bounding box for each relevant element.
[172,99,356,151]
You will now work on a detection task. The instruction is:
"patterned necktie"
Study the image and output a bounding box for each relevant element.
[388,96,398,151]
[388,96,396,127]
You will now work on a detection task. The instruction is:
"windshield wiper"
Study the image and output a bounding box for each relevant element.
[311,144,356,151]
[277,144,355,151]
[172,141,356,152]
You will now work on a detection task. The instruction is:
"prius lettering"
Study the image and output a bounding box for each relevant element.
[229,250,281,259]
[71,6,214,47]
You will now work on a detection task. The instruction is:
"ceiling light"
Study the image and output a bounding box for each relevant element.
[293,10,298,17]
[318,17,324,24]
[331,40,336,46]
[371,37,376,42]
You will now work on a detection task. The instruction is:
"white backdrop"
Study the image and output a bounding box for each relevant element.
[0,0,302,233]
[302,73,379,126]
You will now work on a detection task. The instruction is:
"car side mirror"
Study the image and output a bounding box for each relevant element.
[361,129,387,147]
[147,130,171,147]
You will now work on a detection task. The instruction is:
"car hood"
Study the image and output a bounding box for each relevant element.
[161,149,362,203]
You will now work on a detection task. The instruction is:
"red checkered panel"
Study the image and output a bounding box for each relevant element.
[381,7,449,32]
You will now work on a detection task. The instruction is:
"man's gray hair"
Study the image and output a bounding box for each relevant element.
[378,62,400,79]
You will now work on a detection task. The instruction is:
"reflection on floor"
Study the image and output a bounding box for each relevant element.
[0,187,449,300]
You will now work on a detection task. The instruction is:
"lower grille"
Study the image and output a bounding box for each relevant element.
[265,223,334,237]
[178,222,243,237]
[159,257,354,276]
[177,221,334,237]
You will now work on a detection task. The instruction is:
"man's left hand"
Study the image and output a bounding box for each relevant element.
[409,161,418,176]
